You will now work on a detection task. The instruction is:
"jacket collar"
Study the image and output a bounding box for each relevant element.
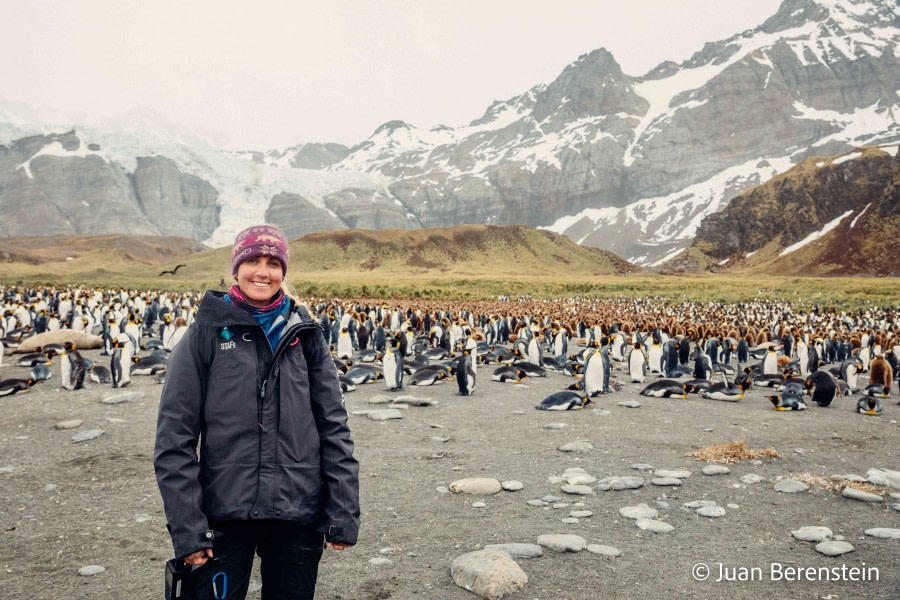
[196,290,319,331]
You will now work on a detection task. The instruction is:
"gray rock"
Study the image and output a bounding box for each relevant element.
[683,500,717,509]
[430,436,451,443]
[71,429,104,443]
[791,526,833,543]
[450,550,528,600]
[43,484,57,492]
[774,479,808,493]
[526,500,548,507]
[266,192,347,238]
[631,463,654,471]
[543,423,566,430]
[563,467,587,474]
[815,541,855,557]
[618,400,641,408]
[597,476,644,491]
[450,478,502,495]
[472,502,487,508]
[635,519,674,533]
[864,528,900,539]
[561,518,579,524]
[134,514,152,524]
[501,480,523,491]
[654,469,691,479]
[561,484,594,496]
[651,477,682,486]
[101,391,144,404]
[842,487,883,503]
[558,441,593,453]
[552,503,569,509]
[697,506,727,518]
[367,395,393,404]
[619,504,658,520]
[656,501,670,508]
[537,534,587,552]
[564,472,597,485]
[484,543,543,559]
[0,467,14,475]
[587,544,621,557]
[740,474,764,484]
[570,510,593,518]
[106,418,126,424]
[702,465,731,476]
[379,547,401,555]
[369,557,393,566]
[55,419,83,430]
[541,495,562,503]
[78,565,106,576]
[891,503,900,512]
[367,409,404,421]
[866,468,900,490]
[392,395,437,406]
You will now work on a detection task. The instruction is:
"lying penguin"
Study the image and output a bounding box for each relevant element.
[856,396,882,416]
[767,394,807,411]
[639,380,688,398]
[537,391,591,411]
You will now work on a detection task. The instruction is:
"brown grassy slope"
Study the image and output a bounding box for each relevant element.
[685,146,899,275]
[0,235,207,265]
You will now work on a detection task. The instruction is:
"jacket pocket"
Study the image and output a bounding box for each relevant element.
[274,462,324,517]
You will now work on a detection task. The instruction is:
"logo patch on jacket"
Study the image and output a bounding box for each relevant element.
[221,327,233,341]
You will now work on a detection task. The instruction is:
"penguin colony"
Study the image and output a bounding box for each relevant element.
[1,288,898,419]
[0,287,194,396]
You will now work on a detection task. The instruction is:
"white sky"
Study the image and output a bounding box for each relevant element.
[1,0,781,150]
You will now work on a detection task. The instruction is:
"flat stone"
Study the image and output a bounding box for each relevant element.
[55,419,83,430]
[702,465,731,476]
[0,467,14,475]
[71,429,104,443]
[436,486,450,494]
[537,534,587,553]
[379,547,401,556]
[392,396,437,406]
[105,418,126,424]
[526,500,548,507]
[552,503,569,509]
[501,480,523,491]
[791,526,833,542]
[563,467,588,474]
[842,487,883,503]
[367,409,404,421]
[561,484,594,496]
[450,478,502,495]
[597,476,644,491]
[561,518,579,524]
[543,423,566,430]
[472,502,486,508]
[618,400,641,408]
[135,514,152,524]
[740,474,764,484]
[541,495,562,503]
[727,503,739,509]
[652,477,682,486]
[451,550,528,600]
[369,557,393,565]
[774,479,808,493]
[866,468,900,490]
[367,395,393,404]
[483,543,543,559]
[43,484,57,492]
[430,436,451,443]
[891,503,900,512]
[587,544,621,557]
[830,474,868,483]
[815,541,855,557]
[683,500,717,509]
[635,519,674,533]
[864,528,900,539]
[751,460,763,466]
[619,504,657,520]
[569,510,593,518]
[656,501,670,508]
[697,506,726,518]
[631,463,654,471]
[564,473,597,485]
[547,476,566,484]
[78,565,105,576]
[101,391,144,404]
[558,441,593,453]
[654,469,691,479]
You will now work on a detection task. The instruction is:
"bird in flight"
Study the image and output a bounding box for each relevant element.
[159,264,186,276]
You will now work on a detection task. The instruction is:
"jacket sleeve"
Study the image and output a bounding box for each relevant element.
[305,325,361,545]
[153,324,213,559]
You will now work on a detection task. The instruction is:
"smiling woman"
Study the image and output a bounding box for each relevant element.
[154,223,360,600]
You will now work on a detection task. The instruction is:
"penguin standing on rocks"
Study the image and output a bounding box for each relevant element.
[110,341,132,388]
[60,349,86,391]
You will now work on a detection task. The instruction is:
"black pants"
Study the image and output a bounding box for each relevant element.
[189,520,325,600]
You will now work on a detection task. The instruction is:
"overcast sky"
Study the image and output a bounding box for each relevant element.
[2,1,781,150]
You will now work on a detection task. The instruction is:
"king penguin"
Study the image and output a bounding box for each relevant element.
[110,341,133,388]
[536,391,590,411]
[383,338,403,391]
[627,343,648,384]
[456,349,476,396]
[60,349,86,391]
[805,370,838,407]
[336,328,354,360]
[762,346,779,375]
[584,346,611,396]
[856,396,882,415]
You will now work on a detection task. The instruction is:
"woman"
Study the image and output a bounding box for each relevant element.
[154,225,359,600]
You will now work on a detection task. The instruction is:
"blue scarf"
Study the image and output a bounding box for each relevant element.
[224,286,291,350]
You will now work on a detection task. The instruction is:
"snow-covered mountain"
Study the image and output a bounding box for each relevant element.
[0,0,897,261]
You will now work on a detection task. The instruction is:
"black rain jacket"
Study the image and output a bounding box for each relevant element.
[154,291,360,559]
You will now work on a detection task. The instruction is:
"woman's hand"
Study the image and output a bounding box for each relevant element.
[183,548,213,565]
[326,542,352,551]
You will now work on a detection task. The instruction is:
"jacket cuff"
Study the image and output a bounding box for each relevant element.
[171,528,215,560]
[318,523,358,545]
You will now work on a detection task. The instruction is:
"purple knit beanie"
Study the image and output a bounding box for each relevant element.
[231,225,289,276]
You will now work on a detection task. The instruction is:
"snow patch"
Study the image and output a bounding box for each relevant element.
[778,210,853,257]
[718,258,730,266]
[16,135,109,179]
[832,151,862,165]
[849,203,871,228]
